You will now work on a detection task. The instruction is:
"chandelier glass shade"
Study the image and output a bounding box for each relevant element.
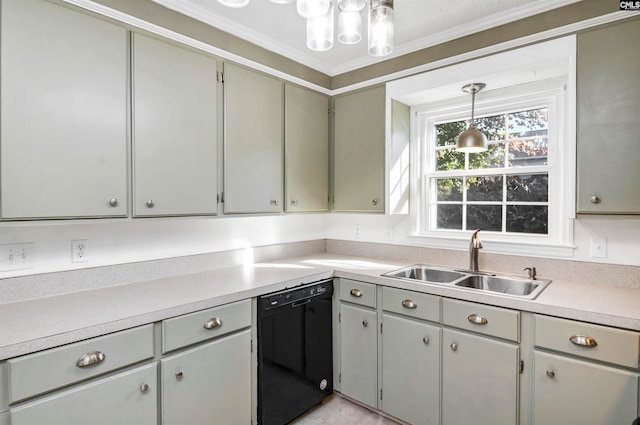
[368,0,394,56]
[337,9,362,44]
[297,0,331,18]
[306,3,335,51]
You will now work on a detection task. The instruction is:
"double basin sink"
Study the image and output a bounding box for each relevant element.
[382,265,551,300]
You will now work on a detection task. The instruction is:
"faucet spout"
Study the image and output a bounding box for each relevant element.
[469,229,483,272]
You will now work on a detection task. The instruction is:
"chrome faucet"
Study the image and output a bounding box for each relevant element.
[468,229,483,272]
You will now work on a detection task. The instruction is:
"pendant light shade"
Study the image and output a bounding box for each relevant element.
[337,0,366,11]
[297,0,330,18]
[306,2,334,51]
[270,0,293,3]
[338,9,362,44]
[217,0,250,7]
[456,83,488,153]
[368,0,394,57]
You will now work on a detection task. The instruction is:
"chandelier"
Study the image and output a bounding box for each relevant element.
[217,0,395,57]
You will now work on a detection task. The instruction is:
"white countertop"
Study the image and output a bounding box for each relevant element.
[1,253,638,360]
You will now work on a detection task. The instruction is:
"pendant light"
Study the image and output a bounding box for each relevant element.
[337,7,363,44]
[368,0,394,56]
[217,0,250,7]
[456,83,488,153]
[337,0,366,11]
[297,0,331,18]
[306,2,334,51]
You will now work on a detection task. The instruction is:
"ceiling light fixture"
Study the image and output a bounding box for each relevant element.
[456,83,488,153]
[217,0,394,56]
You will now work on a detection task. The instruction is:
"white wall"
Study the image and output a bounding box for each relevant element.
[0,214,327,278]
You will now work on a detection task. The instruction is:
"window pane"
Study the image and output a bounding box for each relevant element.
[467,176,503,201]
[436,178,463,201]
[507,108,548,139]
[436,148,465,171]
[437,205,463,229]
[507,174,548,202]
[474,115,506,141]
[508,138,548,167]
[467,205,502,232]
[469,143,506,169]
[506,205,548,234]
[435,121,466,147]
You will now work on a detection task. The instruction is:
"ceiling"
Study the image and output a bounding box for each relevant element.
[151,0,582,76]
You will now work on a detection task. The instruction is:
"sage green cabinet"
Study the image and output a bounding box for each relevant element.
[381,314,440,425]
[576,18,640,214]
[161,330,251,425]
[339,303,377,408]
[333,86,385,212]
[0,0,127,219]
[285,84,329,212]
[132,33,218,217]
[533,351,639,425]
[10,363,157,425]
[224,63,283,213]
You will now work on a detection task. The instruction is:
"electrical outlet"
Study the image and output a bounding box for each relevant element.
[354,225,361,239]
[0,243,34,271]
[590,237,607,258]
[72,239,89,263]
[384,226,393,241]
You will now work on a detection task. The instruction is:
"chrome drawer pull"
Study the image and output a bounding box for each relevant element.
[204,317,223,330]
[76,351,106,368]
[569,334,598,347]
[139,383,150,393]
[546,370,555,379]
[175,371,184,380]
[422,337,430,345]
[350,289,363,298]
[468,313,488,325]
[401,299,417,309]
[450,343,458,352]
[362,320,368,327]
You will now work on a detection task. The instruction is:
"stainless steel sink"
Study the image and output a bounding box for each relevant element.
[383,265,465,284]
[454,275,551,299]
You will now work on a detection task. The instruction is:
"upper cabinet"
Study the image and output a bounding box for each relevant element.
[576,18,640,214]
[223,63,283,214]
[132,33,218,217]
[0,0,128,219]
[333,86,385,213]
[285,85,329,212]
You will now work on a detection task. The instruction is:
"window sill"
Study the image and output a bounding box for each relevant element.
[407,234,575,259]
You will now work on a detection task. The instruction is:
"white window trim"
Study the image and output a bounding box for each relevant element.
[387,36,576,258]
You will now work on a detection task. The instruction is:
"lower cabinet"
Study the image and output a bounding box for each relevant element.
[339,302,378,408]
[533,351,639,425]
[161,329,251,425]
[442,328,520,425]
[381,313,440,425]
[10,363,157,425]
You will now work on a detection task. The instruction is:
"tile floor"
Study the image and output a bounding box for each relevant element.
[291,394,400,425]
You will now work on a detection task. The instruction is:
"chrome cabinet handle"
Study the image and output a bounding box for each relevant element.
[109,198,119,207]
[146,200,155,208]
[450,343,458,351]
[590,195,601,204]
[423,337,430,345]
[570,334,598,347]
[372,199,378,206]
[468,313,488,325]
[350,289,363,298]
[546,370,555,378]
[402,299,417,309]
[139,383,150,393]
[362,320,368,327]
[291,199,299,206]
[204,317,222,330]
[175,371,184,380]
[270,199,279,206]
[76,351,106,368]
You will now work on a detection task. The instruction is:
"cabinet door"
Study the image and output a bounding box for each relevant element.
[382,314,440,425]
[340,303,377,408]
[576,19,640,213]
[534,351,639,425]
[334,86,385,212]
[132,33,218,217]
[442,328,519,425]
[11,363,157,425]
[0,0,128,219]
[161,330,251,425]
[285,84,329,212]
[224,63,283,213]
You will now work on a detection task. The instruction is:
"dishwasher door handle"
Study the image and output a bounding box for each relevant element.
[292,299,312,308]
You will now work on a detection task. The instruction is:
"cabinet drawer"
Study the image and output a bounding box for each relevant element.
[442,298,519,342]
[382,286,440,322]
[162,299,251,353]
[339,279,376,308]
[7,324,154,403]
[534,315,640,369]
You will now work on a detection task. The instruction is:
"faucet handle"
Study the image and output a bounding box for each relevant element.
[524,267,537,280]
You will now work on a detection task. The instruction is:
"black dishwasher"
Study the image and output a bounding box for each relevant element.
[257,279,334,425]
